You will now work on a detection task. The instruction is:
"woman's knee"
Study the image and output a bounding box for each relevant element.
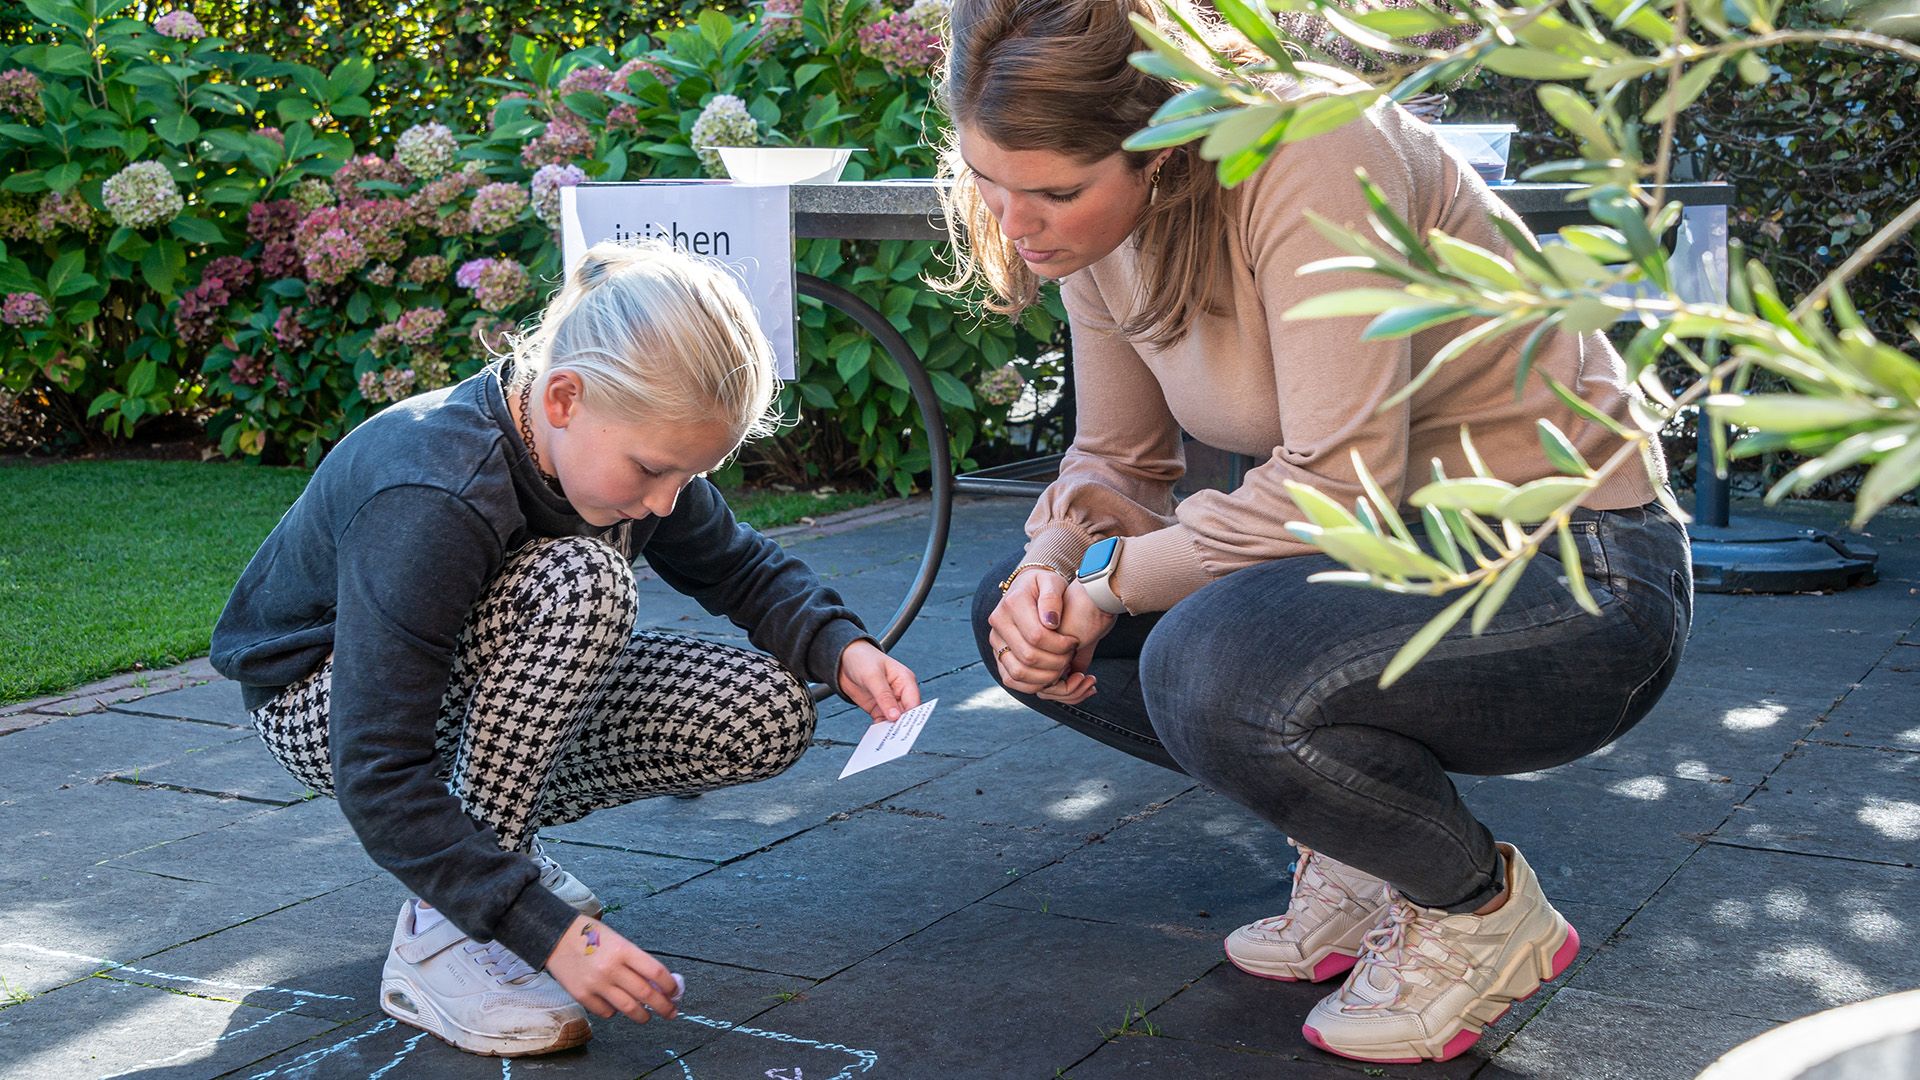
[1139,589,1293,774]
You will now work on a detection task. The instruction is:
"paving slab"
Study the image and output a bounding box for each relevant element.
[108,678,252,727]
[1821,660,1920,751]
[0,710,258,798]
[1068,1034,1415,1080]
[622,808,1075,979]
[882,724,1198,838]
[1716,740,1920,865]
[654,903,1220,1078]
[4,777,271,886]
[226,956,813,1080]
[990,787,1295,934]
[0,974,342,1080]
[1461,768,1740,926]
[814,662,1057,759]
[110,730,318,806]
[1575,679,1831,786]
[0,865,305,997]
[1491,986,1779,1080]
[1572,844,1917,1021]
[547,739,972,863]
[104,797,383,899]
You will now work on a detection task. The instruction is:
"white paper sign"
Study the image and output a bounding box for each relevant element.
[838,698,938,779]
[561,181,796,378]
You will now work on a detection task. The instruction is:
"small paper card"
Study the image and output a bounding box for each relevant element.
[838,698,938,779]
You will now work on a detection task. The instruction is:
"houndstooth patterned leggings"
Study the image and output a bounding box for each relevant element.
[250,535,816,853]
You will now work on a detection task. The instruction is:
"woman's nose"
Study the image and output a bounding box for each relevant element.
[994,193,1041,242]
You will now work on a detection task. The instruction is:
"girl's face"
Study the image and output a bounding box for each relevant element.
[539,372,742,528]
[956,124,1164,280]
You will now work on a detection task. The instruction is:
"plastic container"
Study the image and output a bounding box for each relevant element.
[709,146,859,185]
[1431,123,1518,185]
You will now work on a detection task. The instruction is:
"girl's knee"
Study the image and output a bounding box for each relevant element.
[720,662,816,783]
[499,536,637,642]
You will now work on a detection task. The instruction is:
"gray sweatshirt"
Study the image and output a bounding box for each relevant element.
[210,362,871,966]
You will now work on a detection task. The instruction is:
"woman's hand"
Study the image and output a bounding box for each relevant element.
[987,566,1083,693]
[838,639,922,722]
[1036,580,1117,705]
[544,914,680,1024]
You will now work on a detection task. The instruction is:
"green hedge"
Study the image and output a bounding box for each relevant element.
[0,0,1058,494]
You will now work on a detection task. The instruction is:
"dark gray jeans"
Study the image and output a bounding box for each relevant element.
[971,503,1692,913]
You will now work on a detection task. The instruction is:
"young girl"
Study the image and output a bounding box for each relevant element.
[945,0,1690,1066]
[211,239,921,1057]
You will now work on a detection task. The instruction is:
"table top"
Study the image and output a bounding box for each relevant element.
[582,177,1734,242]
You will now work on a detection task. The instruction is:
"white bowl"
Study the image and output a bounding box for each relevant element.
[709,146,858,185]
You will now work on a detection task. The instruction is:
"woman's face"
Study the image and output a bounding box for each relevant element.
[956,124,1162,280]
[539,372,742,528]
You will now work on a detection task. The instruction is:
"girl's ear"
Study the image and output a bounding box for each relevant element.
[543,370,585,428]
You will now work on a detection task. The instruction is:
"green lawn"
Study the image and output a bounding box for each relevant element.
[0,459,883,705]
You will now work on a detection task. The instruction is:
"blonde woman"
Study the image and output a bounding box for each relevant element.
[212,240,921,1057]
[946,0,1690,1064]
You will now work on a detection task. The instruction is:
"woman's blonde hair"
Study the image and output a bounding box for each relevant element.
[933,0,1265,349]
[505,239,781,443]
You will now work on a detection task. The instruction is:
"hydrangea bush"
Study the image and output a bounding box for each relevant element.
[0,0,1062,491]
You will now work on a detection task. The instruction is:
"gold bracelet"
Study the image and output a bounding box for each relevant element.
[998,562,1069,593]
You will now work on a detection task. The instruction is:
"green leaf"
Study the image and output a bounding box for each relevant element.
[1557,523,1604,615]
[25,0,89,35]
[1409,476,1517,515]
[1151,86,1234,124]
[1307,526,1456,581]
[1352,6,1457,36]
[1283,288,1430,321]
[1279,91,1379,144]
[1200,104,1287,161]
[1540,370,1634,439]
[1362,304,1471,340]
[1495,476,1592,521]
[1127,14,1229,89]
[1422,505,1465,573]
[1378,583,1482,689]
[1212,0,1292,58]
[1537,419,1593,476]
[1471,554,1532,635]
[1706,393,1884,434]
[1284,480,1362,530]
[169,214,225,246]
[1560,297,1620,333]
[1851,433,1920,528]
[1559,226,1633,264]
[1537,84,1615,151]
[928,370,974,409]
[1429,234,1525,291]
[1643,57,1727,122]
[40,43,94,76]
[43,161,81,193]
[125,359,158,397]
[1479,48,1591,81]
[1122,113,1221,152]
[327,57,376,101]
[45,248,83,298]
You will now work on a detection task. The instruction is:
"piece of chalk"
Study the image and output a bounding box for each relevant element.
[670,972,685,1002]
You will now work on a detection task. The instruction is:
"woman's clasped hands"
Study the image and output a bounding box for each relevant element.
[986,567,1117,706]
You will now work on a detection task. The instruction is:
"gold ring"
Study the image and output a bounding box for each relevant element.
[995,644,1013,663]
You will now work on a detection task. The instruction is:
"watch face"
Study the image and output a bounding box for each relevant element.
[1078,536,1120,578]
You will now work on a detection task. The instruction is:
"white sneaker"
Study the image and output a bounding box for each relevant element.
[530,838,603,917]
[380,899,593,1057]
[1224,842,1391,982]
[1302,843,1580,1063]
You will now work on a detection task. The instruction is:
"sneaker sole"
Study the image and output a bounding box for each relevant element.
[380,976,593,1057]
[1302,921,1581,1064]
[1223,943,1359,983]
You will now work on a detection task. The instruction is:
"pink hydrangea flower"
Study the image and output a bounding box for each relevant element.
[271,307,311,350]
[35,191,94,237]
[0,70,45,123]
[613,56,675,90]
[332,153,412,200]
[153,10,207,40]
[254,126,284,146]
[302,226,367,285]
[858,1,947,77]
[557,65,615,97]
[366,262,396,286]
[1,292,50,326]
[519,118,596,168]
[230,353,264,387]
[467,182,529,233]
[458,258,532,312]
[260,240,303,280]
[405,254,449,284]
[531,163,585,228]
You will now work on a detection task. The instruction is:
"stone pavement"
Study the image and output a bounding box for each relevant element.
[2,495,1916,1080]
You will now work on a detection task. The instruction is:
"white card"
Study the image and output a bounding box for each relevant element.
[838,698,938,779]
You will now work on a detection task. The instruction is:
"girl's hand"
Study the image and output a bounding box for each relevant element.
[544,914,680,1024]
[838,640,922,722]
[987,567,1081,693]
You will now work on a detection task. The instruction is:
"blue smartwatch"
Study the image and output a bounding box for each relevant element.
[1076,536,1128,614]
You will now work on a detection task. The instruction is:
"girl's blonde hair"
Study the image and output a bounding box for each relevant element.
[506,239,782,443]
[932,0,1266,350]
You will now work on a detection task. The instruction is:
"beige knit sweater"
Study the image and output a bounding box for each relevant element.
[1023,104,1661,614]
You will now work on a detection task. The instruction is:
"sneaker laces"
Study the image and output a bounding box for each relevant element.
[463,937,541,986]
[1344,895,1475,1013]
[1253,845,1360,934]
[527,839,568,892]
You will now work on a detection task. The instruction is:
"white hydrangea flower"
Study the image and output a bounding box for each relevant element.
[691,94,760,178]
[101,161,184,229]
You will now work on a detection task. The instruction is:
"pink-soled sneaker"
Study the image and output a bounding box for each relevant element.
[1224,841,1392,983]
